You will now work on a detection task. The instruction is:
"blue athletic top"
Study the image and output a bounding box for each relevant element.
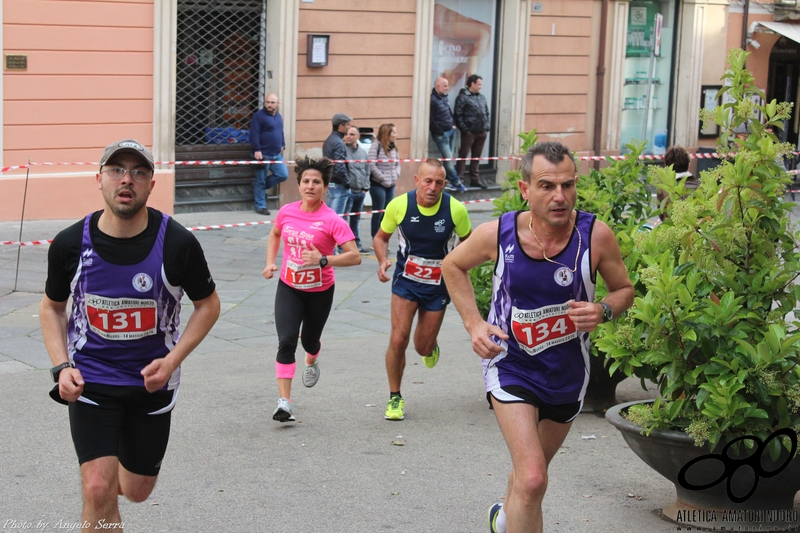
[390,191,459,294]
[484,210,597,405]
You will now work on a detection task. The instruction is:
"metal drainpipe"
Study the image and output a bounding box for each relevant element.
[741,0,750,50]
[593,0,610,170]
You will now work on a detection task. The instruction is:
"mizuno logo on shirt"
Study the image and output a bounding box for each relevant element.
[504,243,515,263]
[410,216,420,222]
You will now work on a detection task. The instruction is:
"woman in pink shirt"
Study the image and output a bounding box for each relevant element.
[263,156,361,422]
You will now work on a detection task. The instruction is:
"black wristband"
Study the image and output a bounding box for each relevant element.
[50,362,74,383]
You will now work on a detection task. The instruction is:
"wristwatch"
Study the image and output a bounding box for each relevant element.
[319,255,328,268]
[600,302,614,323]
[50,362,73,383]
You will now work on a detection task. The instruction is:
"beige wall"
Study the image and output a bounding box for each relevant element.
[295,0,416,158]
[526,0,594,151]
[727,13,781,90]
[1,0,173,222]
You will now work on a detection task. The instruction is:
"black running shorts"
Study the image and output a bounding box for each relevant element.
[488,385,582,424]
[68,383,176,476]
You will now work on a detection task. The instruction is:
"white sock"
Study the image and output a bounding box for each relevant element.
[496,506,507,533]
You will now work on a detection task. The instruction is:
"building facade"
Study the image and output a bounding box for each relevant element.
[0,0,793,221]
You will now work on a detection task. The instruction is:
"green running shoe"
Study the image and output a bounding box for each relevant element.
[384,395,405,420]
[423,345,440,369]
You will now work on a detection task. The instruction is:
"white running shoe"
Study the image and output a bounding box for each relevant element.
[272,398,295,422]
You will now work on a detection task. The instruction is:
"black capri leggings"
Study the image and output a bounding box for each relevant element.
[274,279,335,364]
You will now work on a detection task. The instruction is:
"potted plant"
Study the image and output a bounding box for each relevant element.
[600,49,800,529]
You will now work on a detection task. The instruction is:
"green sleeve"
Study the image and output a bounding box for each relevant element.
[450,198,472,238]
[380,194,408,234]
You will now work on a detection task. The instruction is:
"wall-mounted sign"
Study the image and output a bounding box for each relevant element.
[532,3,543,12]
[307,34,329,67]
[699,85,722,138]
[5,55,27,70]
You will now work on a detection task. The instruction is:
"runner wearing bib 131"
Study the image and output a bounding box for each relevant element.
[373,159,471,421]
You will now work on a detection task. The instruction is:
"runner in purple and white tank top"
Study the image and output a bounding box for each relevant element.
[40,139,220,531]
[485,209,596,409]
[443,142,633,533]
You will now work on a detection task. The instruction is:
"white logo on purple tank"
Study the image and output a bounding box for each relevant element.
[434,219,446,233]
[81,248,94,267]
[504,243,515,263]
[132,273,154,292]
[554,267,573,286]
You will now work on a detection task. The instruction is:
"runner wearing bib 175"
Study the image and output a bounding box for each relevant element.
[263,156,362,423]
[373,158,471,421]
[442,142,633,533]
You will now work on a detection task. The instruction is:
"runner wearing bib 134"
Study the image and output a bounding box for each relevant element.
[373,159,471,421]
[442,142,633,533]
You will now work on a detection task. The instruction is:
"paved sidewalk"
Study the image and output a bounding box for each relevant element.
[0,205,700,532]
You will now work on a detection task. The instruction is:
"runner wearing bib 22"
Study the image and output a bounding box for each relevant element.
[373,159,471,421]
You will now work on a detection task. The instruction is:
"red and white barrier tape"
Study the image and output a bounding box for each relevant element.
[0,197,497,246]
[3,151,800,173]
[2,239,52,246]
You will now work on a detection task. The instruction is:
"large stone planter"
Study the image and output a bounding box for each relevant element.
[606,401,800,530]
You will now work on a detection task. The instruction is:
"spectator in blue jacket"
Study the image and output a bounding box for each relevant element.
[249,93,289,216]
[430,77,466,193]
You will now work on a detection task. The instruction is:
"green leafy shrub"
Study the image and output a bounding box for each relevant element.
[597,48,800,455]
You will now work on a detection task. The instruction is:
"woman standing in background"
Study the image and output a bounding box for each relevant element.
[368,124,401,239]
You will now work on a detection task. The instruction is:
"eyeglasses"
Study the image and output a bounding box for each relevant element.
[101,167,153,182]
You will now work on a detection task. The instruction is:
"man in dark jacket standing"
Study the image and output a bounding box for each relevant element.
[454,74,490,189]
[249,93,288,215]
[430,77,466,193]
[322,112,352,215]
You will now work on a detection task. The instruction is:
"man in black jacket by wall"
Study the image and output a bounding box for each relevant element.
[430,77,466,193]
[322,112,352,215]
[454,74,490,189]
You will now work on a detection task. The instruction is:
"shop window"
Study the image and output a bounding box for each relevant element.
[620,0,676,155]
[175,0,266,147]
[431,0,499,162]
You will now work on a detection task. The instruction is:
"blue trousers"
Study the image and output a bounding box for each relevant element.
[253,154,288,209]
[431,129,461,186]
[345,189,367,248]
[326,182,350,215]
[369,183,395,238]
